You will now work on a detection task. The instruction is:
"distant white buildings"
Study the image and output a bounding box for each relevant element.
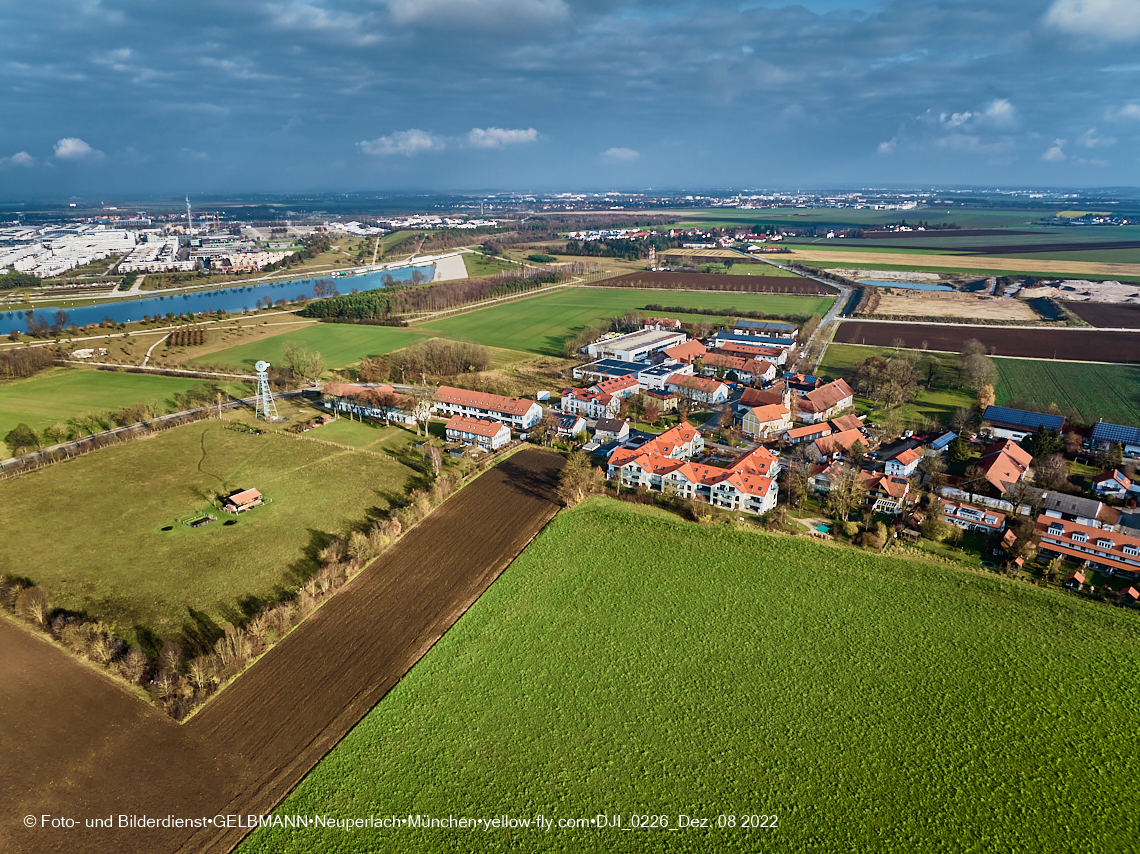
[0,226,136,277]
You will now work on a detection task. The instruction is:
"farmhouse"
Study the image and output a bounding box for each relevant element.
[1036,516,1140,581]
[561,387,619,419]
[740,386,789,408]
[644,317,682,331]
[829,413,864,434]
[733,319,797,338]
[666,374,729,405]
[699,352,772,384]
[978,440,1033,494]
[742,404,792,440]
[885,446,923,478]
[585,329,689,362]
[796,379,855,424]
[223,488,263,513]
[445,415,511,451]
[434,386,543,430]
[1091,421,1140,457]
[941,499,1006,534]
[982,406,1065,443]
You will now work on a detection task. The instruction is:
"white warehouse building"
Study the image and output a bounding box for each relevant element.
[584,329,688,362]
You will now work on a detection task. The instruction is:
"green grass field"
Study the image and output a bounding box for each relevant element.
[0,420,412,649]
[239,499,1140,853]
[462,252,518,277]
[0,369,252,454]
[192,323,429,371]
[816,343,974,428]
[994,358,1140,426]
[419,288,835,356]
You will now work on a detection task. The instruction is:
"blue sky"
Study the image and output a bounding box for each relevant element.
[2,0,1140,195]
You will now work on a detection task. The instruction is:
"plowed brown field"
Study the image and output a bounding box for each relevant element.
[1066,301,1140,329]
[2,449,563,854]
[835,321,1140,363]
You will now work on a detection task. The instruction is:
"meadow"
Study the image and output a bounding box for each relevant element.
[994,358,1140,426]
[420,287,835,356]
[238,499,1140,853]
[192,322,428,370]
[0,368,251,454]
[195,287,835,368]
[0,419,413,650]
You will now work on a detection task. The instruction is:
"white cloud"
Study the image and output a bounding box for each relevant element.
[981,98,1018,128]
[1045,0,1140,41]
[877,138,897,154]
[1078,127,1115,147]
[385,0,569,28]
[0,151,34,168]
[178,147,210,161]
[1042,139,1067,161]
[601,147,639,162]
[53,137,104,161]
[464,127,538,149]
[1106,103,1140,120]
[357,129,446,156]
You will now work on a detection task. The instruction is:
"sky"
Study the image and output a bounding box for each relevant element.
[2,0,1140,196]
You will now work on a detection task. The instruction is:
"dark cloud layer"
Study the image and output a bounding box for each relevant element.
[1,0,1138,195]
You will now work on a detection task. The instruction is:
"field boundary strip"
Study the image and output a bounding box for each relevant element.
[819,340,1129,367]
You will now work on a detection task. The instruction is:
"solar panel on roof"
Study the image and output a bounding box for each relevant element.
[1091,422,1140,445]
[982,406,1064,430]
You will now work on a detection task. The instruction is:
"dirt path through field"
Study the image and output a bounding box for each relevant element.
[2,449,563,854]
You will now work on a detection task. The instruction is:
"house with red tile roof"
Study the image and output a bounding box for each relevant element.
[607,420,704,476]
[784,422,832,445]
[796,379,855,424]
[561,387,619,420]
[1036,516,1140,581]
[662,340,707,365]
[1092,469,1132,499]
[742,403,792,440]
[978,440,1033,494]
[666,373,729,405]
[863,473,910,515]
[740,386,788,408]
[445,415,511,451]
[612,439,779,514]
[813,428,865,460]
[434,386,543,429]
[644,317,682,331]
[885,446,924,478]
[591,374,640,399]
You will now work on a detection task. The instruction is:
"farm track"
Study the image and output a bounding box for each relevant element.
[1,449,564,854]
[835,320,1140,363]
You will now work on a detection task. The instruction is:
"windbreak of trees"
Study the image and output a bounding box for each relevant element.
[388,339,491,378]
[0,270,42,289]
[562,236,674,260]
[0,346,56,378]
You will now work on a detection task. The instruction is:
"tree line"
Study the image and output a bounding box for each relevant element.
[168,326,208,347]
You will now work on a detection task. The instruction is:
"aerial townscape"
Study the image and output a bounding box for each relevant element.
[3,1,1140,853]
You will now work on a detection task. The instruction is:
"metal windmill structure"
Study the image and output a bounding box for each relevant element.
[254,360,279,420]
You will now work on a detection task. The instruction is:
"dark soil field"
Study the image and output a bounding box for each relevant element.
[602,270,839,295]
[835,320,1140,363]
[860,229,1041,239]
[1066,301,1140,329]
[2,449,563,854]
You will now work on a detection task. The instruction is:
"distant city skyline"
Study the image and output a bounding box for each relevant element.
[2,0,1139,195]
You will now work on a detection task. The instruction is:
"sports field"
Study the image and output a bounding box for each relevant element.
[994,358,1140,426]
[239,499,1139,853]
[0,369,251,453]
[419,287,834,356]
[0,420,412,649]
[192,323,428,371]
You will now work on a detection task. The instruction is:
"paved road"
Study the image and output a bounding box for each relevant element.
[758,257,850,372]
